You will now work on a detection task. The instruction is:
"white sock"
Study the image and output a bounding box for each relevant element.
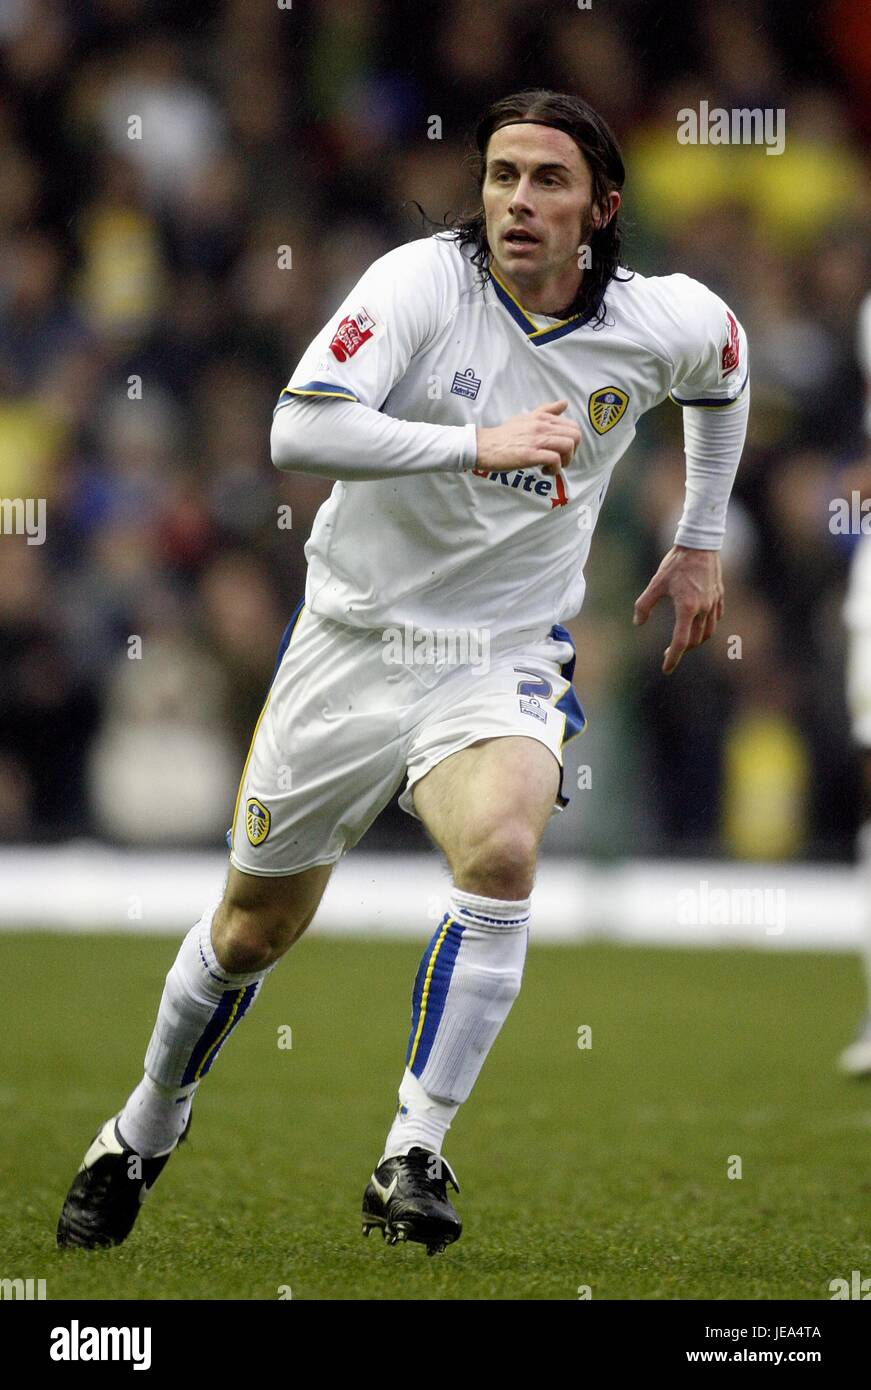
[116,1075,196,1157]
[381,1069,459,1160]
[382,886,530,1160]
[117,902,273,1157]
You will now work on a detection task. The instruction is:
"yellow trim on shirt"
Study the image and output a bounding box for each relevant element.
[488,265,582,335]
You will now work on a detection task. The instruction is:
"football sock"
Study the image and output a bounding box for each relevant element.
[381,1069,459,1160]
[382,886,530,1159]
[117,902,273,1157]
[117,1075,195,1158]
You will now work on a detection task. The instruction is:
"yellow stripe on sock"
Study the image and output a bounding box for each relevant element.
[194,987,248,1081]
[407,916,454,1072]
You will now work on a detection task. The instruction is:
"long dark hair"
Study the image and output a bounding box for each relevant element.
[450,89,632,326]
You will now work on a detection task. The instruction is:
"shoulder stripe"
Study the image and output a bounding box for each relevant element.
[274,381,360,413]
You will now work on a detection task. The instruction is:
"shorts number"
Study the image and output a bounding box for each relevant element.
[514,669,553,699]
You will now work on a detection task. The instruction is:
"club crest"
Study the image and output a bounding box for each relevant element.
[246,798,271,846]
[588,386,629,435]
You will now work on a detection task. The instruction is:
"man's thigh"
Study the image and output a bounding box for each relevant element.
[411,735,560,871]
[400,626,584,868]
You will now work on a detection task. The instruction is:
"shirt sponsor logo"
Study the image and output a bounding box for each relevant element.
[451,367,481,399]
[329,307,376,362]
[470,466,569,509]
[721,310,740,374]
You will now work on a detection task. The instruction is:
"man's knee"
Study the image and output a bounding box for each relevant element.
[211,899,293,974]
[452,821,540,899]
[211,864,331,974]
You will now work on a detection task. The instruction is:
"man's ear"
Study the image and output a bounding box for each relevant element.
[592,190,621,231]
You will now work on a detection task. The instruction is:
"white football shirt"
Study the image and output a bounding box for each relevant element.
[276,232,748,639]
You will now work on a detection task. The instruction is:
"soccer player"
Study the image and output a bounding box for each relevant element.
[58,90,749,1255]
[839,291,871,1077]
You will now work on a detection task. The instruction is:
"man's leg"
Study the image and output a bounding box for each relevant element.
[57,861,332,1248]
[380,735,558,1161]
[839,751,871,1074]
[116,861,333,1155]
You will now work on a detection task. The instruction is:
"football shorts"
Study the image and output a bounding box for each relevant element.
[228,602,585,876]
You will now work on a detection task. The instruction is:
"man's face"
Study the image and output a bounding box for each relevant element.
[482,123,598,293]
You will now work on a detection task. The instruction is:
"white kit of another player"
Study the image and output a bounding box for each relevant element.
[839,291,871,1077]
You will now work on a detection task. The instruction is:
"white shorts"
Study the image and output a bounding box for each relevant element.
[845,537,871,748]
[228,603,586,876]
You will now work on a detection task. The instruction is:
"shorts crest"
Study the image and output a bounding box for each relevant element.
[245,798,271,846]
[588,386,629,435]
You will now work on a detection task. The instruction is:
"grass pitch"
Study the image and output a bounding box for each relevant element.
[2,932,870,1300]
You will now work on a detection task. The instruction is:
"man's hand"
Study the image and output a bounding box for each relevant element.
[633,546,724,674]
[476,399,580,477]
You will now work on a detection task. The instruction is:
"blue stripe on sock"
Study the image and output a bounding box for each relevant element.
[405,915,465,1078]
[180,983,258,1085]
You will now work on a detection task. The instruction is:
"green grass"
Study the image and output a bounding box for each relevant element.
[2,933,870,1300]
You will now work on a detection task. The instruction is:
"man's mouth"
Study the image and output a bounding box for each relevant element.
[503,228,540,246]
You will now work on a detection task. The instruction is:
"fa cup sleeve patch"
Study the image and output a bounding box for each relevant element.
[721,310,740,375]
[329,307,377,363]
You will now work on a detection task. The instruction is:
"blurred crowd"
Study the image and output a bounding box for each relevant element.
[0,0,869,858]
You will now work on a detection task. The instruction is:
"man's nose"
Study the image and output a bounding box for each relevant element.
[508,177,535,214]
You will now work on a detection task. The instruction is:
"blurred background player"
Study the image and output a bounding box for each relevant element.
[839,291,871,1077]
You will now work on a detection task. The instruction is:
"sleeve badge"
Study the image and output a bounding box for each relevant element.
[329,307,376,363]
[721,311,740,375]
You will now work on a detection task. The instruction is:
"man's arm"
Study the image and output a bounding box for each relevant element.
[271,395,582,481]
[634,389,749,673]
[674,389,750,550]
[633,276,749,673]
[271,238,466,480]
[271,395,477,480]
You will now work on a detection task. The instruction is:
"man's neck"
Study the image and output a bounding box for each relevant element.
[490,257,583,318]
